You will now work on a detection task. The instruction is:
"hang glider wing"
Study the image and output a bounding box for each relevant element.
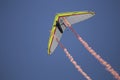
[48,11,95,55]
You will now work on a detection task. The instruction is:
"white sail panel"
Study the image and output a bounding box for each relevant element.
[66,14,94,25]
[49,18,66,54]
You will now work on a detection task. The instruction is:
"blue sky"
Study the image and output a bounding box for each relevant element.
[0,0,120,80]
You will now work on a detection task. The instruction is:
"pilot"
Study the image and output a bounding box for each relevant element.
[56,21,63,33]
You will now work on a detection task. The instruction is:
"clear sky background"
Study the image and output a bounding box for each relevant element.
[0,0,120,80]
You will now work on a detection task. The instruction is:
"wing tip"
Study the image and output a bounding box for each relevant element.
[48,48,53,55]
[47,48,51,55]
[89,11,95,15]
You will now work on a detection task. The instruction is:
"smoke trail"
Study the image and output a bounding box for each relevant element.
[68,26,120,80]
[64,48,92,80]
[77,35,120,80]
[53,34,92,80]
[62,17,120,80]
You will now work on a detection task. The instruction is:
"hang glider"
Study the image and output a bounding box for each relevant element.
[48,11,95,55]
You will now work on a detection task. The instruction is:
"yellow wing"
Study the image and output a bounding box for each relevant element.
[48,11,95,55]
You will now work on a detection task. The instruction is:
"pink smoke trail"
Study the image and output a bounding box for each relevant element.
[53,34,92,80]
[62,17,120,80]
[77,35,120,80]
